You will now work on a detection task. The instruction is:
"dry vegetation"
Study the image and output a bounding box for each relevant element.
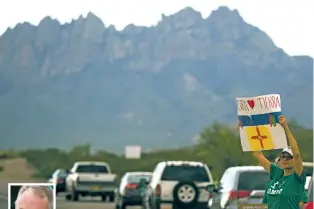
[0,158,41,182]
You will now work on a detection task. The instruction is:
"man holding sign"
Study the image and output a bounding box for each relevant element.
[262,157,308,208]
[236,94,306,209]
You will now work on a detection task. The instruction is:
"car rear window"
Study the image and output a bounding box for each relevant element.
[58,169,68,177]
[238,171,270,190]
[127,175,151,183]
[161,165,210,182]
[76,165,108,173]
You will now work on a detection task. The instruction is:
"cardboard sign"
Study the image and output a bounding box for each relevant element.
[236,94,288,151]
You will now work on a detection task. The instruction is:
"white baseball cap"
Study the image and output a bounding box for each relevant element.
[281,147,293,156]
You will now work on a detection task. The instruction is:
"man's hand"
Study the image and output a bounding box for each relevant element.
[278,115,288,128]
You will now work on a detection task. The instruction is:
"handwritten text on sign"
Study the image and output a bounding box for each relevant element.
[236,94,281,115]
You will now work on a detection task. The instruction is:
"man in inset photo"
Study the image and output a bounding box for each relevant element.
[11,184,54,209]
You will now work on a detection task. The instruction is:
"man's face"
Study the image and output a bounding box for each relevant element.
[280,152,294,169]
[16,189,49,209]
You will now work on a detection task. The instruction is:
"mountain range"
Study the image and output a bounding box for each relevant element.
[0,6,312,152]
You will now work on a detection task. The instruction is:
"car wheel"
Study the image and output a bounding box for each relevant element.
[172,181,199,209]
[101,194,107,202]
[65,193,71,201]
[147,197,153,209]
[141,199,146,209]
[71,188,79,201]
[109,195,115,202]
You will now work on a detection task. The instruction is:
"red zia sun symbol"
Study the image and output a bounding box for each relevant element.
[251,126,268,149]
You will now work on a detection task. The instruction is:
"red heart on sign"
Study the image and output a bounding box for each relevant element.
[247,100,255,109]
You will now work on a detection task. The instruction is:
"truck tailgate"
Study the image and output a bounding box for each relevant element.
[78,173,116,182]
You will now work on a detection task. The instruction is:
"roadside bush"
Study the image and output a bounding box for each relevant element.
[0,165,3,172]
[0,150,20,159]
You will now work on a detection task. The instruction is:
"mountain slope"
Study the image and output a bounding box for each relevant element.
[0,6,312,151]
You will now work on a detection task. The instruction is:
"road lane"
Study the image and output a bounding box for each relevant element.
[0,181,143,209]
[0,199,8,208]
[0,181,8,208]
[56,196,114,209]
[0,181,8,196]
[56,195,112,209]
[56,194,142,209]
[0,194,119,209]
[0,193,8,208]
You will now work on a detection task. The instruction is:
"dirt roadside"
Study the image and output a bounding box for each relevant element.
[0,158,44,195]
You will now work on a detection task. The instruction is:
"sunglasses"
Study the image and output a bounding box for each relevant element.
[280,155,293,160]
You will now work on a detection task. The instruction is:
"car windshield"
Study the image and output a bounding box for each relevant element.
[238,171,270,190]
[127,174,151,183]
[76,165,108,173]
[161,165,209,182]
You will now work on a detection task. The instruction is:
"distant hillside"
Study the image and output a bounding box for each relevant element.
[0,6,312,151]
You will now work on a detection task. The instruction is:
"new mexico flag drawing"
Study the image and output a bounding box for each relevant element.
[245,126,275,151]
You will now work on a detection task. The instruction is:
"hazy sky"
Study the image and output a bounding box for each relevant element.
[0,0,313,57]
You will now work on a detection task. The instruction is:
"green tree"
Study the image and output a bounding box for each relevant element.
[195,123,256,178]
[10,120,312,181]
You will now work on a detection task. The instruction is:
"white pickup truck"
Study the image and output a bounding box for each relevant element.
[65,161,117,202]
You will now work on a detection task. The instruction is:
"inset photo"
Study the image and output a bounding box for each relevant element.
[8,183,56,209]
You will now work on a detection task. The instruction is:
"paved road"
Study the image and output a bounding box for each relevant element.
[0,193,142,209]
[56,194,142,209]
[0,181,142,209]
[0,180,8,208]
[0,194,8,208]
[56,195,115,209]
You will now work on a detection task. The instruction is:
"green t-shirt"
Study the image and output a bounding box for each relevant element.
[265,164,306,209]
[262,181,308,204]
[262,181,272,204]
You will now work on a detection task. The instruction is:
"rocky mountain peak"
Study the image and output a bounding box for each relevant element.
[159,7,203,30]
[38,16,59,26]
[0,6,312,150]
[208,6,242,22]
[85,12,105,28]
